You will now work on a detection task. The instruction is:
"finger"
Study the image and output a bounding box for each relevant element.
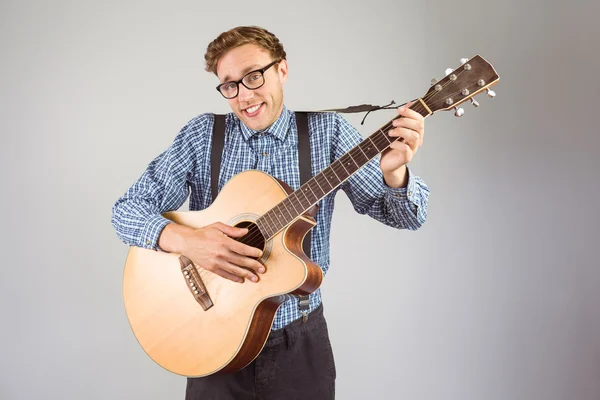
[392,116,423,134]
[389,127,419,149]
[221,260,260,283]
[213,222,248,238]
[397,104,424,121]
[210,266,245,283]
[228,238,263,258]
[227,250,266,274]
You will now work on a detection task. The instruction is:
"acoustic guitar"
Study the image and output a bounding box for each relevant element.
[122,55,499,377]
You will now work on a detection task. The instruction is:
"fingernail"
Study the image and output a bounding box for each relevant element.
[251,276,258,282]
[258,267,265,273]
[399,106,405,112]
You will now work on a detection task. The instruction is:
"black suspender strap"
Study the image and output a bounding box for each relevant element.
[211,114,226,201]
[295,112,312,320]
[295,112,312,258]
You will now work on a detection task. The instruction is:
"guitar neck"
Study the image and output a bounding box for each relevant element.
[256,100,431,240]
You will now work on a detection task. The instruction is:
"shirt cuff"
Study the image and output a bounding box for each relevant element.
[384,166,418,204]
[141,214,171,251]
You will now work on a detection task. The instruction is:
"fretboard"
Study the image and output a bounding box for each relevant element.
[256,100,431,239]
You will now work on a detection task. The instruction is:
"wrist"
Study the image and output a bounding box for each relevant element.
[383,165,408,188]
[158,222,192,254]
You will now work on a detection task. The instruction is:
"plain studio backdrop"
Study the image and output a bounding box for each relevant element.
[1,0,599,399]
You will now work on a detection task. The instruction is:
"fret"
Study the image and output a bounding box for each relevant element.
[285,196,299,215]
[346,150,361,168]
[265,211,276,230]
[337,155,352,176]
[300,184,314,205]
[317,171,334,192]
[367,136,383,154]
[306,182,319,203]
[378,128,394,145]
[373,131,391,150]
[327,165,341,182]
[311,176,326,197]
[360,140,378,159]
[264,217,276,239]
[256,216,267,237]
[280,201,294,221]
[323,167,340,188]
[320,168,335,189]
[255,218,267,238]
[290,192,304,214]
[274,203,287,223]
[355,143,371,162]
[294,190,309,211]
[294,190,310,212]
[331,160,349,182]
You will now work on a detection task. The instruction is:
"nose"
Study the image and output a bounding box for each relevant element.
[237,84,254,102]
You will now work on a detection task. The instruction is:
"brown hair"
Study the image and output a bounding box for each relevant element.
[204,26,287,75]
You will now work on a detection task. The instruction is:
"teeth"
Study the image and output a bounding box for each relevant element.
[246,104,261,113]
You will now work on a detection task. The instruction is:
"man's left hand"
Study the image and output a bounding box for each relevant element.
[380,101,425,187]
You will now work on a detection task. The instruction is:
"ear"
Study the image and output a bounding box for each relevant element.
[277,59,288,85]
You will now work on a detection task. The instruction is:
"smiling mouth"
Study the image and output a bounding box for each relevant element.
[243,103,263,116]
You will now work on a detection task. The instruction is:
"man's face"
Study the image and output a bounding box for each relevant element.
[216,43,288,131]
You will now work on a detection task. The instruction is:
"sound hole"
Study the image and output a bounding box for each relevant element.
[234,221,266,259]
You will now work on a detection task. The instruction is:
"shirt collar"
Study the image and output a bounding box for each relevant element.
[239,105,291,142]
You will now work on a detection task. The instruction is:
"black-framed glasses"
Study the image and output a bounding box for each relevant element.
[216,60,280,99]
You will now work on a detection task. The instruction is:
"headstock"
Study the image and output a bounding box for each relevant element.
[422,55,499,117]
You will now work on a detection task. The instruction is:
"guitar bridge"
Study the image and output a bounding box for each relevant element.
[178,256,213,311]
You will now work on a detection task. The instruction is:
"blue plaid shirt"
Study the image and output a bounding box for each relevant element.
[111,105,430,330]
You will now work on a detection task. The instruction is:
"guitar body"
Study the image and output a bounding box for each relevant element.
[122,170,323,377]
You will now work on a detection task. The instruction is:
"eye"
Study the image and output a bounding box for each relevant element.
[247,73,262,82]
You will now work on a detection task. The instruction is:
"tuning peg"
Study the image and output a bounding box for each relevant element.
[460,58,469,64]
[431,78,437,85]
[445,68,453,75]
[454,107,464,117]
[470,98,480,107]
[486,88,496,98]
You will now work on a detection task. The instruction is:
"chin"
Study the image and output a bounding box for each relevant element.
[239,114,269,131]
[241,119,264,131]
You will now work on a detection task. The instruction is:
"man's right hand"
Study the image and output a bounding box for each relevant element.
[158,221,265,283]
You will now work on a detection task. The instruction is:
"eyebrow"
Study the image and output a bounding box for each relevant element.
[221,64,262,83]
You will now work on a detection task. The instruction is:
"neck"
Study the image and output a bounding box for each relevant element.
[255,100,432,239]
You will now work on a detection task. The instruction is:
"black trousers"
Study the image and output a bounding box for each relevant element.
[185,303,336,400]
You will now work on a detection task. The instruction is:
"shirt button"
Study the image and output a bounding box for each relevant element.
[408,190,413,196]
[262,152,267,156]
[146,240,151,245]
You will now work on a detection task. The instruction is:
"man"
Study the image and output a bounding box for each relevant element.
[112,25,429,399]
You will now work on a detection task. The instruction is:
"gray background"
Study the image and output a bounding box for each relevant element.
[1,0,599,399]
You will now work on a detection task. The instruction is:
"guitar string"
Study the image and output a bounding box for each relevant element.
[229,103,427,248]
[220,87,454,254]
[196,66,473,278]
[227,76,461,249]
